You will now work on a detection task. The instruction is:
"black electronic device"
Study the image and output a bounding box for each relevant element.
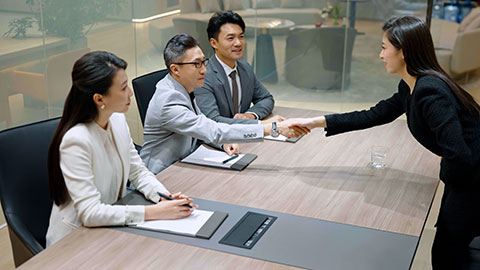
[219,212,276,249]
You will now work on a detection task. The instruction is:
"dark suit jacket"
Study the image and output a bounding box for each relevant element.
[324,74,480,236]
[324,75,480,187]
[194,55,274,124]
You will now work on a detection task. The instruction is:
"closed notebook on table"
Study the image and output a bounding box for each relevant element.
[181,145,257,171]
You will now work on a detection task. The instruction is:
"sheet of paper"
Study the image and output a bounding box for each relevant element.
[204,155,242,165]
[181,145,244,168]
[264,134,288,141]
[264,134,304,143]
[135,209,214,236]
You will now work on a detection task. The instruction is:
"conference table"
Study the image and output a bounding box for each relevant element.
[18,107,440,269]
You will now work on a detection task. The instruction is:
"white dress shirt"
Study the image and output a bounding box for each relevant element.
[215,54,259,120]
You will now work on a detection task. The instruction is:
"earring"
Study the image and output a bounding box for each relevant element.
[100,104,105,109]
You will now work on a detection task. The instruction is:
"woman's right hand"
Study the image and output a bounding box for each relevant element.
[144,197,194,220]
[287,116,327,130]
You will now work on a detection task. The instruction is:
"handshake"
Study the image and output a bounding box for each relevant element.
[223,115,326,155]
[261,115,326,138]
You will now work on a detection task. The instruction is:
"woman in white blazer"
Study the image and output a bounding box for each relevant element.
[46,51,196,247]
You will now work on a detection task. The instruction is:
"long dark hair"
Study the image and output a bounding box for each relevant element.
[48,51,127,206]
[383,16,480,115]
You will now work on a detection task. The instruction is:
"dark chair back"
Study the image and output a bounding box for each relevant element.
[132,69,168,126]
[0,117,60,266]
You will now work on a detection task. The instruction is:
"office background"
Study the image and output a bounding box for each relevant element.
[1,0,479,269]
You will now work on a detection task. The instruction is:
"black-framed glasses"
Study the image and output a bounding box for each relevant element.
[173,59,207,69]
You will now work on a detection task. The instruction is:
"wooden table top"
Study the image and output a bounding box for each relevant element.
[18,106,440,269]
[159,107,439,236]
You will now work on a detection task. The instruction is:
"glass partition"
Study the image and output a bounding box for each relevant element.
[0,0,136,133]
[4,0,478,146]
[248,0,428,115]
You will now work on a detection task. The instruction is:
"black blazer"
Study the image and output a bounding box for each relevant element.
[325,75,480,187]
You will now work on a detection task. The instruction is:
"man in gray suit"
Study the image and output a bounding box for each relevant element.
[194,11,283,124]
[140,34,306,174]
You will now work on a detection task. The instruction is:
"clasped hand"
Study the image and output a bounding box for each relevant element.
[145,192,198,220]
[285,116,326,131]
[223,143,240,156]
[276,119,311,138]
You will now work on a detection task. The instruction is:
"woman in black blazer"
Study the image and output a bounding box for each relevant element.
[290,16,480,269]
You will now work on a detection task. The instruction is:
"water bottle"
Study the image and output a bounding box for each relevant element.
[432,0,444,19]
[444,0,459,23]
[462,0,474,19]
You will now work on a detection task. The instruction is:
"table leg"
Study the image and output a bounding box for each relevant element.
[349,1,357,29]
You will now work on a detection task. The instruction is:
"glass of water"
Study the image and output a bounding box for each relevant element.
[369,145,387,169]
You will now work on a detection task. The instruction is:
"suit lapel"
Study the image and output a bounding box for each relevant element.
[167,75,198,150]
[168,74,196,113]
[109,118,128,198]
[210,56,234,116]
[237,62,251,113]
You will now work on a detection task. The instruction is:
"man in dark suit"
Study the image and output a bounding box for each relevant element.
[194,11,283,124]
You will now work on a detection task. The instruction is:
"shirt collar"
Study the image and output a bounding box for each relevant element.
[215,54,237,76]
[90,119,112,144]
[166,73,190,98]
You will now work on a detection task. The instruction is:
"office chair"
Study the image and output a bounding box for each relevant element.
[0,117,60,267]
[132,69,168,126]
[469,237,480,269]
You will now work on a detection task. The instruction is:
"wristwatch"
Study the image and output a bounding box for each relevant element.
[271,122,280,137]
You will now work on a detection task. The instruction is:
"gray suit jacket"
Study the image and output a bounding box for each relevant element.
[194,56,274,124]
[140,74,264,174]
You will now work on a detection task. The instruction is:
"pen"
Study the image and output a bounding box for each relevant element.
[157,192,193,208]
[222,154,239,164]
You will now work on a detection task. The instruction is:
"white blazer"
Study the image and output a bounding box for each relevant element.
[46,113,168,246]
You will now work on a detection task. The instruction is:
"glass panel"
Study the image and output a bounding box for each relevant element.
[0,0,136,132]
[76,0,136,141]
[132,0,180,143]
[252,0,428,116]
[1,1,50,130]
[429,1,480,102]
[5,0,478,144]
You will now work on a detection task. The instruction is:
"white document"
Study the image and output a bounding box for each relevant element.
[264,134,289,142]
[181,145,244,168]
[264,134,304,143]
[134,209,214,236]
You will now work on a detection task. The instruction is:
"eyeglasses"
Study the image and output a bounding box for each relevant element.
[173,59,207,69]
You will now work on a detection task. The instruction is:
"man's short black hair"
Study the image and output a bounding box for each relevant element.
[207,11,245,41]
[164,34,199,73]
